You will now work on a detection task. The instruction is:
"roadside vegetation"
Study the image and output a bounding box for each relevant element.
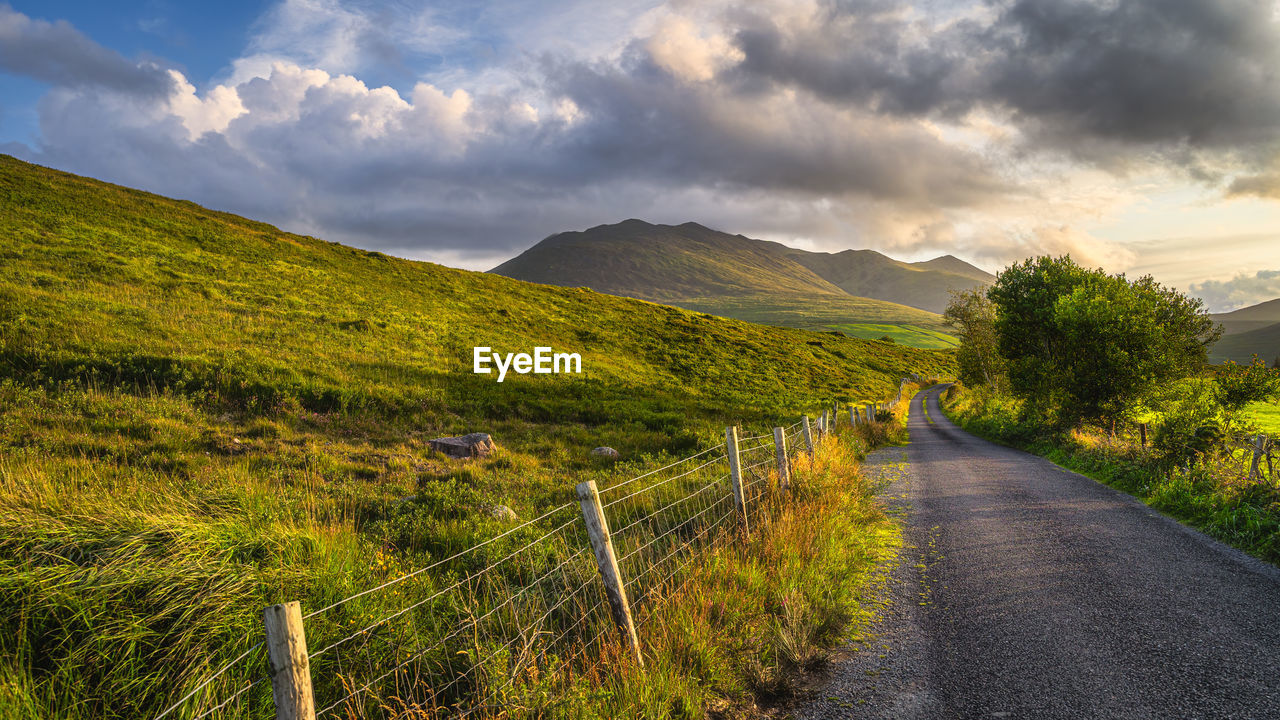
[939,256,1280,564]
[553,411,914,719]
[0,156,946,718]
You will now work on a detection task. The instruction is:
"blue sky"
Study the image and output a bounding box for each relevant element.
[0,1,264,140]
[2,0,1279,311]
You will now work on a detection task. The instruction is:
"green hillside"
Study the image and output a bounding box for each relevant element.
[490,220,984,340]
[1209,321,1280,364]
[490,219,846,302]
[829,323,962,349]
[0,155,952,719]
[1210,298,1280,336]
[786,248,992,315]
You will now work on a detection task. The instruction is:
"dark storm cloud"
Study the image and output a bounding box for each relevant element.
[731,0,1280,154]
[533,50,1008,207]
[0,4,174,96]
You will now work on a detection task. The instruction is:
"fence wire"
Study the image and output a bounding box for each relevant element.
[151,398,900,719]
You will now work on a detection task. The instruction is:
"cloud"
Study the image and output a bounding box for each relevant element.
[1190,270,1280,313]
[0,4,174,96]
[1228,172,1280,200]
[3,0,1279,272]
[728,0,1280,165]
[644,13,743,83]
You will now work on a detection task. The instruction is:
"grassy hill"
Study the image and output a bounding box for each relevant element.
[1210,321,1280,364]
[490,220,991,338]
[785,248,992,315]
[1209,299,1280,362]
[1211,298,1280,337]
[0,155,952,719]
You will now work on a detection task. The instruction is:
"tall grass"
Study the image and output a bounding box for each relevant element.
[0,155,943,718]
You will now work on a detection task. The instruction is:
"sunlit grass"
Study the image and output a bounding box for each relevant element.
[0,156,949,718]
[1245,401,1280,434]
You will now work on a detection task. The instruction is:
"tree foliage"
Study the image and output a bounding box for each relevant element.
[943,287,1004,389]
[1215,356,1280,412]
[986,256,1219,429]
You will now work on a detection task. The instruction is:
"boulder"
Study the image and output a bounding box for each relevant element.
[429,432,496,459]
[489,505,519,522]
[591,446,620,459]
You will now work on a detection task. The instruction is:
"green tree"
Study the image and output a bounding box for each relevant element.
[1215,356,1280,413]
[988,256,1219,431]
[943,287,1004,388]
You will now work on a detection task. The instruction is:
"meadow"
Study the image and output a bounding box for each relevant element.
[0,155,948,718]
[1246,401,1280,434]
[829,324,960,349]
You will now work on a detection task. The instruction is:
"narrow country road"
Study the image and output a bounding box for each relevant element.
[799,384,1280,720]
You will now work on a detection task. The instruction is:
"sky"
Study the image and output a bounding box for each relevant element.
[2,0,1279,312]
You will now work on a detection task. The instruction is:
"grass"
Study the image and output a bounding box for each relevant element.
[941,385,1280,565]
[1246,401,1280,434]
[463,425,908,719]
[555,384,920,719]
[0,155,947,719]
[828,324,960,349]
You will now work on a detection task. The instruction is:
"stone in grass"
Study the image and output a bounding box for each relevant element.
[591,446,620,459]
[429,432,496,459]
[489,505,519,522]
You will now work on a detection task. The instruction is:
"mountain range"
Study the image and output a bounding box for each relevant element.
[493,219,1279,363]
[1210,299,1280,364]
[491,220,993,345]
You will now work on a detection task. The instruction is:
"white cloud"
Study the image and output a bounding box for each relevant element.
[644,13,743,82]
[1190,270,1280,313]
[5,0,1280,280]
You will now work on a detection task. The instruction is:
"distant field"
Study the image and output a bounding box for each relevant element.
[831,323,961,349]
[1246,401,1280,433]
[676,292,951,333]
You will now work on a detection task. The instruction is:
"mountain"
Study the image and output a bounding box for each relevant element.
[487,219,843,302]
[1210,299,1280,337]
[1207,299,1280,363]
[910,254,996,282]
[490,221,992,336]
[784,248,993,315]
[1210,322,1280,364]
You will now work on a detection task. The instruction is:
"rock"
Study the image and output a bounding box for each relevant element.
[591,446,620,459]
[489,505,519,522]
[428,432,496,459]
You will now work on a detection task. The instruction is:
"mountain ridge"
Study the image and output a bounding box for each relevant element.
[1209,299,1280,363]
[490,220,992,326]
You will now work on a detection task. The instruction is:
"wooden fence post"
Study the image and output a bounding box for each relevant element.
[802,416,815,458]
[263,602,316,720]
[726,426,749,534]
[865,404,874,424]
[849,404,857,426]
[1140,423,1147,448]
[773,427,790,490]
[1249,434,1267,480]
[820,410,829,434]
[575,480,643,665]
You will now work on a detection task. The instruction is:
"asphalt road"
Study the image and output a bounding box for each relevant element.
[799,384,1280,720]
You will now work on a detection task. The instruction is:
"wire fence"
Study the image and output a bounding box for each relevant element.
[1220,433,1275,483]
[151,379,919,720]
